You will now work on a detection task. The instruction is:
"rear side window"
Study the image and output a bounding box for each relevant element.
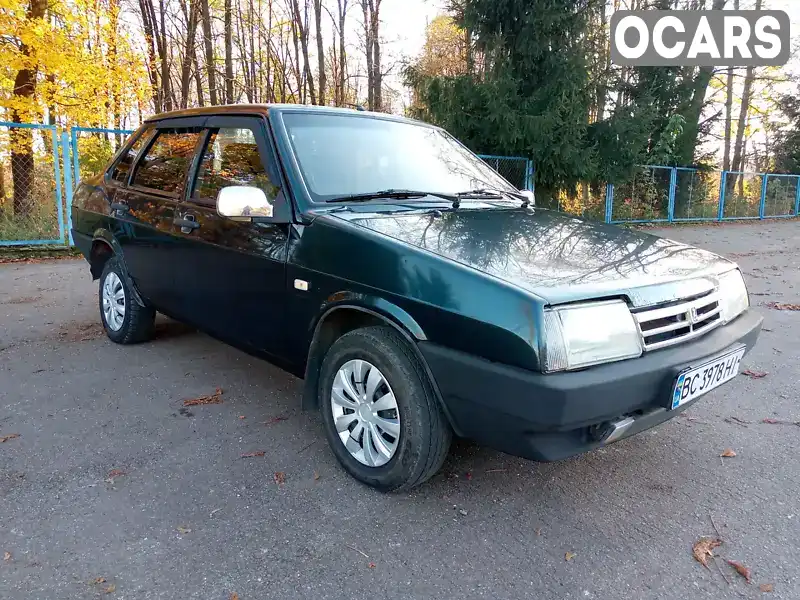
[192,128,277,205]
[131,130,201,194]
[111,128,151,183]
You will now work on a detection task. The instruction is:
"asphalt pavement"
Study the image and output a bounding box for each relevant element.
[1,219,799,600]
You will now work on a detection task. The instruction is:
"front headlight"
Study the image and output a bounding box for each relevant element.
[718,269,749,323]
[541,300,643,373]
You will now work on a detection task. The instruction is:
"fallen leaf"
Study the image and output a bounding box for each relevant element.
[229,593,239,600]
[176,525,192,534]
[742,370,768,379]
[0,433,20,443]
[465,471,473,480]
[565,552,576,562]
[367,562,376,569]
[103,584,116,594]
[313,471,320,481]
[262,416,288,425]
[183,388,223,406]
[93,577,106,584]
[720,448,737,458]
[106,469,126,481]
[762,418,800,426]
[765,302,800,311]
[274,471,286,485]
[760,583,774,593]
[3,551,11,561]
[240,451,265,458]
[727,560,751,583]
[535,528,542,536]
[692,537,722,569]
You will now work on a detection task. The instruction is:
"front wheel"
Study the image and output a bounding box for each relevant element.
[319,326,451,492]
[98,257,155,344]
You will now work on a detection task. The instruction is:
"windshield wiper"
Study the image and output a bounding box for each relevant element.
[327,189,456,204]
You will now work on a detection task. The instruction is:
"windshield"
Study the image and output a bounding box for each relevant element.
[281,112,518,203]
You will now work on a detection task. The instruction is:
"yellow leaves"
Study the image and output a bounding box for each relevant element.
[0,0,149,125]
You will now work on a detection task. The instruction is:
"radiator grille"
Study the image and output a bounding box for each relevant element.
[633,293,722,351]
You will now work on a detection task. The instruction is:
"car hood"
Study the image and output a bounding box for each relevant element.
[332,207,736,307]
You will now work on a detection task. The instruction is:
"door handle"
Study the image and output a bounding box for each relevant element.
[110,202,129,214]
[173,215,200,233]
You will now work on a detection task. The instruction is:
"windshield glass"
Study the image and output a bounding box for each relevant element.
[281,112,517,202]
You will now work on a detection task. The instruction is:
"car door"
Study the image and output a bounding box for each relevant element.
[114,118,206,313]
[170,115,291,359]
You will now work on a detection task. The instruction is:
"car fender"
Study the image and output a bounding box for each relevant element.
[91,228,147,308]
[301,294,461,435]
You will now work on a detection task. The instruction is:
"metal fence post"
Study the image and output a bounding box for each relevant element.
[605,183,614,223]
[525,160,535,192]
[795,176,800,217]
[759,174,768,219]
[70,127,80,184]
[667,167,677,222]
[717,171,727,221]
[61,131,74,245]
[51,127,66,244]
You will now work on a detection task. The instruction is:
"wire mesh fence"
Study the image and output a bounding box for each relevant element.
[764,174,799,218]
[0,122,65,246]
[70,126,134,183]
[534,183,607,220]
[721,171,764,219]
[611,166,672,223]
[673,168,722,221]
[477,155,533,191]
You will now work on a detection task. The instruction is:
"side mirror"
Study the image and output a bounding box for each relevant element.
[520,189,535,206]
[216,186,273,220]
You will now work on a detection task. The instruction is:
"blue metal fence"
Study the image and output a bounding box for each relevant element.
[1,121,798,250]
[607,166,800,225]
[0,121,66,246]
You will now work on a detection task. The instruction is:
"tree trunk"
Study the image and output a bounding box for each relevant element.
[729,0,761,193]
[224,0,234,103]
[10,0,47,217]
[291,0,316,104]
[193,46,205,106]
[200,0,218,105]
[723,66,734,171]
[139,0,161,111]
[370,0,381,111]
[361,0,373,109]
[337,0,348,106]
[722,0,738,171]
[180,0,199,108]
[313,0,326,105]
[674,0,726,165]
[158,0,172,111]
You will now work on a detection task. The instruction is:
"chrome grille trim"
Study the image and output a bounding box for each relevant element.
[633,293,723,351]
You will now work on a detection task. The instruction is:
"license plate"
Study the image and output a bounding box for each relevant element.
[670,347,746,410]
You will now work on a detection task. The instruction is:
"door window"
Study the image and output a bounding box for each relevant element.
[131,130,201,194]
[110,127,152,183]
[192,128,278,205]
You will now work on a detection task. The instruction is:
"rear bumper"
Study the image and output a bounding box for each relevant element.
[420,309,762,461]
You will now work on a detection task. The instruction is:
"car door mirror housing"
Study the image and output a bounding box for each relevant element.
[217,186,273,221]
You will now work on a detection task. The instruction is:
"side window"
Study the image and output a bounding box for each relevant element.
[131,129,201,194]
[110,128,151,183]
[191,128,278,205]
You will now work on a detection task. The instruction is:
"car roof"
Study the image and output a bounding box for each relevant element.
[143,104,429,127]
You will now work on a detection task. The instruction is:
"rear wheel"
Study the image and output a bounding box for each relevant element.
[98,257,155,344]
[319,326,451,492]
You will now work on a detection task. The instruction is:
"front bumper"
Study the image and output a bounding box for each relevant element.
[419,309,762,461]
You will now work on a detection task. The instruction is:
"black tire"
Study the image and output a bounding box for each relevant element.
[319,326,451,492]
[98,256,155,344]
